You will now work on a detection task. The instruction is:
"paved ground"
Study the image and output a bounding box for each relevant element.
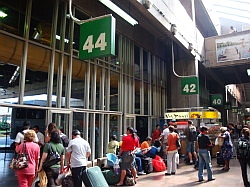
[0,151,247,187]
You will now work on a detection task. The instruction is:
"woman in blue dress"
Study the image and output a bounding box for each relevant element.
[218,127,233,171]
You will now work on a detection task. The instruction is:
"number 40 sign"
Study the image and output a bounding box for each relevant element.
[79,15,116,60]
[181,76,199,95]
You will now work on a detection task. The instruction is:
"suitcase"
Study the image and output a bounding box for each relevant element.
[102,169,120,185]
[216,152,225,166]
[141,157,153,174]
[82,166,109,187]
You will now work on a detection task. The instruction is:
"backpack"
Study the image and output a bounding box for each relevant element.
[237,138,250,160]
[188,127,197,142]
[60,134,69,147]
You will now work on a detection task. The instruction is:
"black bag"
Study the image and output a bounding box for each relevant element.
[141,157,153,174]
[237,138,250,160]
[9,143,28,170]
[61,175,74,187]
[42,143,61,169]
[60,134,69,147]
[216,152,225,166]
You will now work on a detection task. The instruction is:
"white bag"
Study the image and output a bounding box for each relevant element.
[215,137,224,146]
[56,165,71,185]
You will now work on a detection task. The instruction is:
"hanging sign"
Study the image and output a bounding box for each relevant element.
[181,76,199,95]
[79,15,116,60]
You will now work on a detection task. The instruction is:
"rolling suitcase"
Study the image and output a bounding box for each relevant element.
[216,152,225,166]
[82,166,109,187]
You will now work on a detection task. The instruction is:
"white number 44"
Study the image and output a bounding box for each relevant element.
[82,33,107,53]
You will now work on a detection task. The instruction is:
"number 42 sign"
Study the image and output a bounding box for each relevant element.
[181,76,199,95]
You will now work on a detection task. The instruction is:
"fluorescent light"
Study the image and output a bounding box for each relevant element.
[99,0,138,26]
[247,69,250,76]
[0,10,7,18]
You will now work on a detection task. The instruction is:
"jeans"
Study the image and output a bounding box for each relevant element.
[239,159,250,186]
[167,151,177,174]
[198,149,213,180]
[135,157,143,172]
[71,166,86,187]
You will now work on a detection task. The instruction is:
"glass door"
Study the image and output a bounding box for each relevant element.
[123,115,136,134]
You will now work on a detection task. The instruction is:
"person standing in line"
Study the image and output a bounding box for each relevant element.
[152,124,162,142]
[159,123,169,160]
[66,130,91,187]
[237,128,250,187]
[165,126,179,176]
[38,131,65,187]
[184,120,198,165]
[218,126,233,171]
[197,126,215,182]
[116,127,139,186]
[15,130,40,187]
[33,125,45,147]
[15,121,39,146]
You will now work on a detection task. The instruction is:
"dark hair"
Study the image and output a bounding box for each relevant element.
[110,135,117,141]
[188,120,193,125]
[146,136,152,141]
[47,122,59,134]
[23,120,31,130]
[200,126,208,132]
[241,128,250,137]
[50,130,61,143]
[127,127,135,139]
[72,129,81,136]
[169,126,174,132]
[33,125,40,130]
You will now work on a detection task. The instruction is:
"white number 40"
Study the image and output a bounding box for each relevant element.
[82,33,107,53]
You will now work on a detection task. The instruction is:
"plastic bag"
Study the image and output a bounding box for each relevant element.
[113,160,120,175]
[152,155,166,172]
[31,173,39,187]
[56,165,70,185]
[215,137,224,146]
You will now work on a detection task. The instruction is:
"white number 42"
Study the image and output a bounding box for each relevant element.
[82,33,107,53]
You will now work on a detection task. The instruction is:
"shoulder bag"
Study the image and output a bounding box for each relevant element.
[9,143,29,170]
[42,143,61,169]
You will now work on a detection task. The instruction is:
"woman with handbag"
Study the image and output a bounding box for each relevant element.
[15,130,40,187]
[38,131,65,187]
[218,126,233,171]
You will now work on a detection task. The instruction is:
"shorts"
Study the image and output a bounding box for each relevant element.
[186,141,195,153]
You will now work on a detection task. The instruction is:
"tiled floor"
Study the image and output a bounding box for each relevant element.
[0,151,247,187]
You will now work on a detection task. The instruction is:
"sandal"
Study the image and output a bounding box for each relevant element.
[115,183,124,186]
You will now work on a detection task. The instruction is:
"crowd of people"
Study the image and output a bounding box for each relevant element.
[11,119,250,187]
[13,121,91,187]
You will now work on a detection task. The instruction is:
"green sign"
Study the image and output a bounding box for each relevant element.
[210,94,223,106]
[79,15,116,60]
[224,101,232,110]
[232,106,238,113]
[181,76,199,95]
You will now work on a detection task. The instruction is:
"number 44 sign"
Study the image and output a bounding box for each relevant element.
[181,76,199,95]
[79,15,116,60]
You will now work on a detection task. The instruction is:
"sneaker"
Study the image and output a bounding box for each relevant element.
[165,173,171,176]
[171,172,175,175]
[198,179,204,182]
[138,171,146,175]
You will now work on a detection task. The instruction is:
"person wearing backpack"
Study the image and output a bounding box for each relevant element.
[237,127,250,187]
[184,120,198,165]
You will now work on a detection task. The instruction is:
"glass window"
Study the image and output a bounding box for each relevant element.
[0,0,26,37]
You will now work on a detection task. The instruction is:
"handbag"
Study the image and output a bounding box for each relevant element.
[42,143,61,169]
[9,143,28,170]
